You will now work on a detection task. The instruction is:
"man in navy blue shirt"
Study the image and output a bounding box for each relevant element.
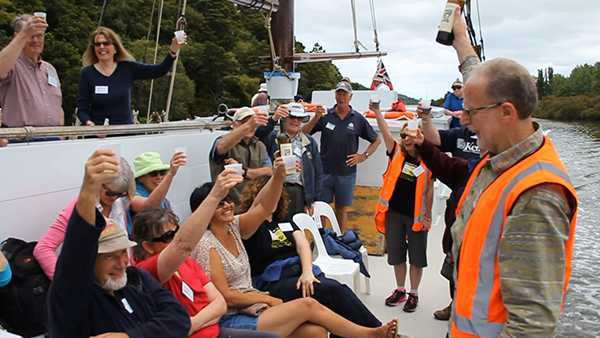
[302,82,380,232]
[443,79,464,129]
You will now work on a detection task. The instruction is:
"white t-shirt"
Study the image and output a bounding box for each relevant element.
[375,82,391,91]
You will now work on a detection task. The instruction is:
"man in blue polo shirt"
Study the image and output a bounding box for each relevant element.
[302,81,381,233]
[443,79,464,129]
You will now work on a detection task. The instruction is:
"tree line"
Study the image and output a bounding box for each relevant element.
[534,63,600,121]
[0,0,349,124]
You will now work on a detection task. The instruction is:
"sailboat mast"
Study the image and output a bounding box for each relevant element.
[271,0,294,72]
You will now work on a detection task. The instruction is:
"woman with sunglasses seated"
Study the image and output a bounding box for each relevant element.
[238,175,384,337]
[76,26,185,126]
[371,101,434,313]
[34,157,135,280]
[133,170,281,338]
[130,151,186,217]
[190,157,398,338]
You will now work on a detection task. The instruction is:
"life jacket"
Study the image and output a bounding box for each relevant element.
[375,145,432,233]
[451,136,578,338]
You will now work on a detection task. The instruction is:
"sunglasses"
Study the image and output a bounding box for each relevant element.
[462,102,505,119]
[149,169,168,177]
[217,195,233,208]
[93,41,114,47]
[452,86,463,90]
[152,225,180,243]
[400,133,408,139]
[102,184,127,198]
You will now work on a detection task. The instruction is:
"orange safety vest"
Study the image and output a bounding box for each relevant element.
[451,136,578,338]
[375,145,432,234]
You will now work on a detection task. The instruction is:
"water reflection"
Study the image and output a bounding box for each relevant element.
[537,119,600,337]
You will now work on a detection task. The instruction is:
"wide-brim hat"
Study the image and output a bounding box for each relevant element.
[372,74,384,81]
[452,78,463,88]
[258,83,268,92]
[98,219,137,254]
[335,81,353,93]
[134,152,170,178]
[233,107,256,122]
[287,103,310,123]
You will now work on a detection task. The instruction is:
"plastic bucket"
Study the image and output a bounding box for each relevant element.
[264,72,301,99]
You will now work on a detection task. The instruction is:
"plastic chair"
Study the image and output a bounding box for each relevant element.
[292,213,361,293]
[312,201,370,294]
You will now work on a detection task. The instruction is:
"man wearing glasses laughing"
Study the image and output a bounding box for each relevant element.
[445,7,578,338]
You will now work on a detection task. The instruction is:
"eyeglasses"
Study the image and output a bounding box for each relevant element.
[149,170,168,177]
[152,225,180,243]
[102,184,127,198]
[462,102,505,119]
[93,41,114,47]
[452,86,463,90]
[400,133,408,139]
[217,195,233,208]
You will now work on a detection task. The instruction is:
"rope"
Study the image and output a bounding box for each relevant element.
[261,8,293,80]
[350,0,367,52]
[369,0,380,52]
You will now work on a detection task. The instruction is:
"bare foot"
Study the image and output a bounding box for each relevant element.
[371,317,397,338]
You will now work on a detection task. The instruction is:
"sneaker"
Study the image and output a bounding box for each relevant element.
[433,304,451,320]
[385,289,407,306]
[402,293,419,312]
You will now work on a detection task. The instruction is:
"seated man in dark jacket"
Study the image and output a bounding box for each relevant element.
[47,149,190,338]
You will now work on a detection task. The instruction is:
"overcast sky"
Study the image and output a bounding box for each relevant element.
[294,0,600,100]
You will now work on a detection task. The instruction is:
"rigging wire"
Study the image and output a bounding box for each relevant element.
[474,0,485,60]
[146,0,166,123]
[368,0,380,52]
[98,0,109,27]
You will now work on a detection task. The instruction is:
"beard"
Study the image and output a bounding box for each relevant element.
[102,273,128,291]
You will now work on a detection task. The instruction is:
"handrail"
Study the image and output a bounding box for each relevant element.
[0,120,232,140]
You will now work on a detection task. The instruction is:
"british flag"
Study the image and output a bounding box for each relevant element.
[370,59,394,90]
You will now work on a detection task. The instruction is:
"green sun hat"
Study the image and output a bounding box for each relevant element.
[133,152,170,179]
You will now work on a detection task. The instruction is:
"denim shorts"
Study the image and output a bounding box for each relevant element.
[219,314,259,330]
[320,172,357,206]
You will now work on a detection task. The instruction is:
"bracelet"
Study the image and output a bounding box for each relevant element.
[424,217,432,222]
[169,49,177,56]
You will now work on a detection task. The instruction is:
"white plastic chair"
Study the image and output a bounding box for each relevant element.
[292,213,361,293]
[312,201,370,294]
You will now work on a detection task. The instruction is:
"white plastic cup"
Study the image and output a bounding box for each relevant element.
[33,12,47,20]
[258,106,269,115]
[224,163,243,176]
[422,99,432,114]
[98,143,121,169]
[407,120,420,136]
[370,94,381,107]
[174,147,187,166]
[174,30,185,44]
[282,155,297,175]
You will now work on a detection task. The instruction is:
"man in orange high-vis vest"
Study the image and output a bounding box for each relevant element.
[446,8,578,338]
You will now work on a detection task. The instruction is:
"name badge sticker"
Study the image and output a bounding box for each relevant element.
[47,69,58,87]
[278,222,294,232]
[121,297,134,313]
[294,147,302,157]
[412,165,425,177]
[325,122,335,131]
[182,281,194,302]
[95,86,109,94]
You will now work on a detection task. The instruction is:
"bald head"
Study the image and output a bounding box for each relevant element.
[469,58,538,119]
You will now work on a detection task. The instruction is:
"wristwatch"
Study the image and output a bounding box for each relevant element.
[364,152,371,159]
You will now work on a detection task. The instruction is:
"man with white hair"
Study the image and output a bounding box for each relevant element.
[47,149,190,338]
[0,14,64,129]
[209,107,273,211]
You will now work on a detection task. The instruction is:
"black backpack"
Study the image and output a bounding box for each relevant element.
[0,238,51,337]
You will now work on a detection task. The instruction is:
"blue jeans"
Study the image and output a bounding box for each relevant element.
[219,314,259,330]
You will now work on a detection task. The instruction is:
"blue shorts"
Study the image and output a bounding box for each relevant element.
[320,172,357,206]
[219,314,259,330]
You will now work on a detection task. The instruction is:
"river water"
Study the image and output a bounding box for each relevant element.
[537,119,600,337]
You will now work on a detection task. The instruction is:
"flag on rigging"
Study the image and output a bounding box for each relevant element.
[370,59,393,91]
